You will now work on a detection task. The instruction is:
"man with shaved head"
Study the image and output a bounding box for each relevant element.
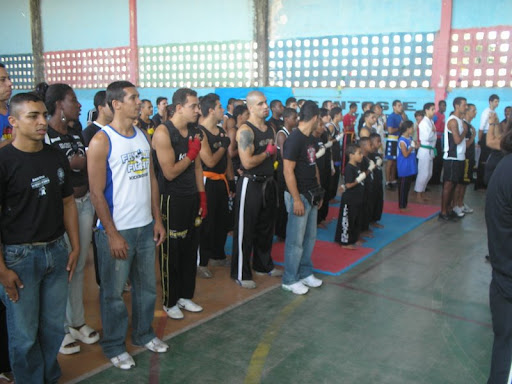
[231,91,282,289]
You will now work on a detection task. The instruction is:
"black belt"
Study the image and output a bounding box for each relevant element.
[242,174,278,208]
[242,174,273,182]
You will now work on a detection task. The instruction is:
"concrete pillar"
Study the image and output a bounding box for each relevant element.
[253,0,269,87]
[431,0,453,105]
[29,0,45,85]
[129,0,139,86]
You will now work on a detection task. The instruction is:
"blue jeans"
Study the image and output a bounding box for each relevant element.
[282,192,317,285]
[0,236,69,384]
[95,222,156,358]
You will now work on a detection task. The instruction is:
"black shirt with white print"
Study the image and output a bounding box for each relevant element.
[283,129,319,195]
[343,163,364,205]
[0,144,73,244]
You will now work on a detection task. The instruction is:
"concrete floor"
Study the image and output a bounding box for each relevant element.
[63,186,493,384]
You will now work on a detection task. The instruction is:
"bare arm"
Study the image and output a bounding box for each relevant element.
[62,194,79,281]
[87,131,129,259]
[486,113,502,150]
[226,151,235,180]
[225,117,236,133]
[448,119,465,145]
[152,124,193,181]
[276,131,287,158]
[227,126,238,158]
[237,126,267,170]
[283,159,304,216]
[0,232,24,302]
[399,141,415,157]
[195,155,205,193]
[199,131,226,169]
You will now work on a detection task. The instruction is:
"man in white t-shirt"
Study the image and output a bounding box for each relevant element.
[476,94,499,189]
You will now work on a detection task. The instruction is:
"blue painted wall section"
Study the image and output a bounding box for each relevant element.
[452,0,512,29]
[0,0,32,54]
[41,0,129,51]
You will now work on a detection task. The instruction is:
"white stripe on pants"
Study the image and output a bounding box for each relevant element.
[414,157,433,193]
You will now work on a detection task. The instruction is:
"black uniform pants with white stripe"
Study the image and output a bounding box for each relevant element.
[334,199,362,245]
[160,194,199,308]
[231,177,276,281]
[488,275,512,384]
[199,179,229,266]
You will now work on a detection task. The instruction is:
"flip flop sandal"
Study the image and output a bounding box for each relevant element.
[69,324,100,344]
[0,372,13,383]
[59,333,80,355]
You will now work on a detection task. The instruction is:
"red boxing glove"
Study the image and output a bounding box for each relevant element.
[265,141,277,157]
[199,191,208,219]
[187,137,201,161]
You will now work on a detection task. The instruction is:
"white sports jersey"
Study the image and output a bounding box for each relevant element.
[98,125,153,231]
[443,115,466,161]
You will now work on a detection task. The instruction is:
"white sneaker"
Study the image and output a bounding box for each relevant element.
[301,274,323,288]
[110,352,135,370]
[282,282,309,295]
[177,298,203,313]
[453,206,465,217]
[163,305,184,319]
[236,279,257,289]
[463,203,474,213]
[144,337,169,353]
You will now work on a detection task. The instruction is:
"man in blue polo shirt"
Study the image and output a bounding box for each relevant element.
[385,100,405,190]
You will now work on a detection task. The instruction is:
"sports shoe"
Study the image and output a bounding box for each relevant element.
[301,274,323,288]
[463,203,474,213]
[163,305,184,319]
[282,282,309,295]
[177,298,203,313]
[452,206,465,218]
[236,279,257,289]
[197,266,213,279]
[110,352,135,370]
[144,337,169,353]
[438,213,450,222]
[255,268,283,277]
[69,324,100,345]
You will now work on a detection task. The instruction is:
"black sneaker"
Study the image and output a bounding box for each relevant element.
[438,213,450,221]
[448,210,461,220]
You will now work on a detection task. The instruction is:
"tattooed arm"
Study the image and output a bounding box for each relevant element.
[237,125,268,170]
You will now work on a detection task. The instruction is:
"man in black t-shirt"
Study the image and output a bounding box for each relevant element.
[282,101,323,295]
[0,93,79,384]
[137,99,155,135]
[268,99,284,133]
[151,96,168,128]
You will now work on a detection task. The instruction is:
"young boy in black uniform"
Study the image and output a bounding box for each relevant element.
[369,133,385,228]
[359,137,376,238]
[334,144,365,249]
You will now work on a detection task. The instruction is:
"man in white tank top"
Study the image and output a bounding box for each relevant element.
[87,81,167,370]
[439,97,468,221]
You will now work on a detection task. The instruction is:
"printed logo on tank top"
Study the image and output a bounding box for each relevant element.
[121,149,150,180]
[258,138,273,147]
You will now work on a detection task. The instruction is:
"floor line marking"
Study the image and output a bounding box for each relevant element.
[244,295,306,384]
[333,282,492,329]
[65,283,281,384]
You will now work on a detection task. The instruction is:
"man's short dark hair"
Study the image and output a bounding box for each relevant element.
[361,102,370,110]
[270,99,282,110]
[489,94,499,103]
[0,63,5,68]
[392,100,401,107]
[285,97,297,107]
[346,143,360,156]
[322,100,332,109]
[371,103,382,113]
[233,104,248,122]
[370,132,381,142]
[299,101,319,122]
[166,104,176,119]
[349,102,357,109]
[156,96,167,106]
[172,88,197,106]
[359,137,371,146]
[438,100,446,106]
[283,107,297,120]
[363,110,375,121]
[453,97,467,109]
[9,92,44,118]
[106,81,135,112]
[227,97,237,106]
[200,93,220,117]
[319,108,329,118]
[93,90,107,110]
[329,107,342,120]
[423,103,435,112]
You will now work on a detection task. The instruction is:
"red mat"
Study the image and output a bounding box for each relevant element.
[272,240,374,275]
[382,201,440,218]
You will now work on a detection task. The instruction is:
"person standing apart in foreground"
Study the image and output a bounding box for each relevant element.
[0,92,79,383]
[88,81,167,370]
[282,101,323,295]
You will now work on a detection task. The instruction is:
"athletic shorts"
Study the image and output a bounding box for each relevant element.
[443,159,464,184]
[385,139,398,160]
[462,158,475,185]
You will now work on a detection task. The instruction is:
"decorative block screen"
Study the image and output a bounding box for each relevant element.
[43,47,132,89]
[0,54,34,90]
[268,32,435,88]
[138,41,258,88]
[448,26,512,89]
